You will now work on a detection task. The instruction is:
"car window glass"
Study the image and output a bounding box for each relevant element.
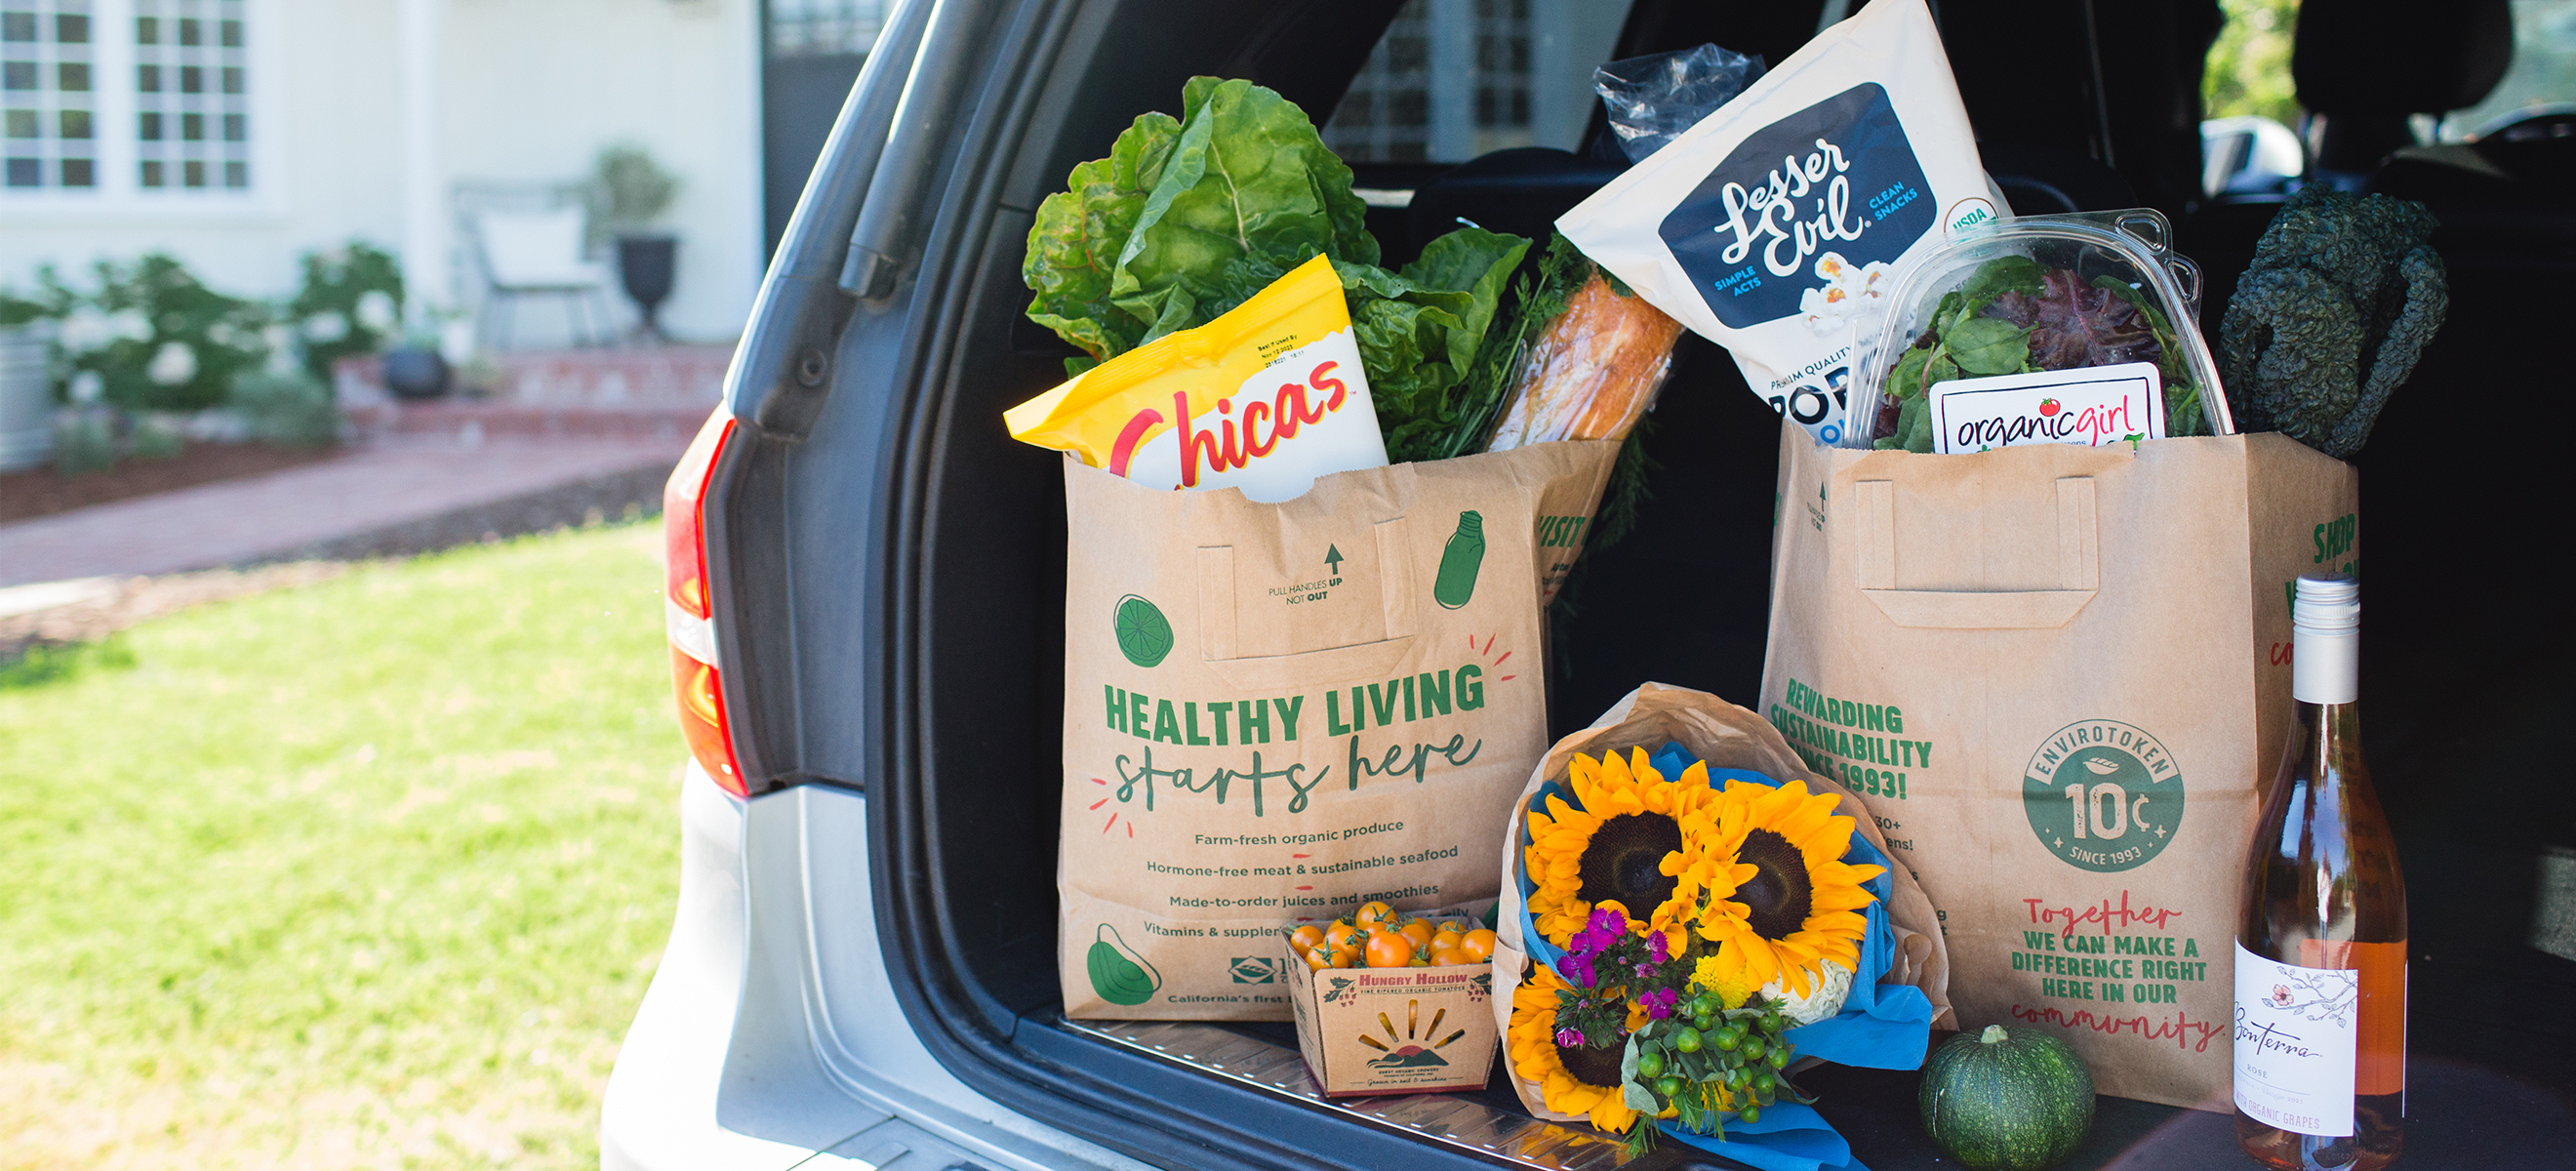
[2443,0,2576,139]
[1323,0,1634,163]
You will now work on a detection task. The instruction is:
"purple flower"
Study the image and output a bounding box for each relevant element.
[1638,986,1681,1021]
[1558,952,1594,988]
[1646,933,1670,963]
[1556,1028,1585,1049]
[1589,907,1629,935]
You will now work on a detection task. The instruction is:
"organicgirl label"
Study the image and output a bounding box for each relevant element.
[2234,943,2361,1137]
[1929,362,2166,454]
[1557,0,1993,447]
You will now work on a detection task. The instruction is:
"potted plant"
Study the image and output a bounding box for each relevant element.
[588,144,681,342]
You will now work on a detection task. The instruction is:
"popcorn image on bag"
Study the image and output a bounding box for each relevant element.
[1797,253,1897,337]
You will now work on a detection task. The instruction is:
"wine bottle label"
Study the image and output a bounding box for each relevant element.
[2234,942,2358,1137]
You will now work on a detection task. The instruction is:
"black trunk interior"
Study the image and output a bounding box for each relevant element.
[767,0,2576,1166]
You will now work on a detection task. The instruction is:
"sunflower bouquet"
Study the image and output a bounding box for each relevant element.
[1497,698,1947,1170]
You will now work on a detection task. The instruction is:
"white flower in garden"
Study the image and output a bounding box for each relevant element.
[69,371,104,404]
[59,308,112,352]
[106,309,152,342]
[207,321,240,348]
[146,341,199,386]
[303,312,349,343]
[355,291,399,333]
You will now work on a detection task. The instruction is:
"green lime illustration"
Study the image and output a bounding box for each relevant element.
[1113,594,1173,667]
[1087,922,1161,1006]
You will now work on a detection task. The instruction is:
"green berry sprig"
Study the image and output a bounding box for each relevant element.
[1615,992,1814,1157]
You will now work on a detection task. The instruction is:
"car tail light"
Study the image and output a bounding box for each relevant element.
[665,408,745,796]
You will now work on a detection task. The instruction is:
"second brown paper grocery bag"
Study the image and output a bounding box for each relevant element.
[1060,440,1618,1020]
[1759,421,2358,1108]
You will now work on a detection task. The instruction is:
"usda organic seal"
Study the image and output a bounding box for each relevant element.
[2021,720,2184,873]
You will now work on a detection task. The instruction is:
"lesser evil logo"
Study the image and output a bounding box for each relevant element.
[2021,720,2186,873]
[1658,83,1934,331]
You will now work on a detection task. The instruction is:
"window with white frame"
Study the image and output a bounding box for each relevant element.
[767,0,883,58]
[133,0,250,190]
[1,0,97,188]
[2,0,262,202]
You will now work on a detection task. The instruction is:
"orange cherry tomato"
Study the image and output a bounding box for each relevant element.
[1354,902,1396,931]
[1398,919,1433,949]
[1289,924,1326,952]
[1461,928,1498,962]
[1364,931,1416,969]
[1302,945,1335,971]
[1429,929,1465,952]
[1430,946,1471,966]
[1329,944,1363,969]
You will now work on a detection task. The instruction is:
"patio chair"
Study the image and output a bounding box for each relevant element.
[463,198,616,350]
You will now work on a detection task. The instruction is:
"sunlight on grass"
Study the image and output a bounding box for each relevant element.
[0,524,679,1170]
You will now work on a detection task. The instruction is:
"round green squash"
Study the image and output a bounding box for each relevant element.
[1918,1025,2096,1171]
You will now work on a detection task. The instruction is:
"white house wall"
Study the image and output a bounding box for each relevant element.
[440,0,761,346]
[2,0,763,349]
[1,0,405,312]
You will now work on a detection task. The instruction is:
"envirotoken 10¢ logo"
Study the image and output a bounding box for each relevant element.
[2022,720,2184,872]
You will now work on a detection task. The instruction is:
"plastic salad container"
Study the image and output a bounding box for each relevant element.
[1844,208,2235,451]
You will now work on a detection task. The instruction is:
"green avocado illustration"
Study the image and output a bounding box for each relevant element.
[1086,922,1161,1006]
[1112,594,1173,667]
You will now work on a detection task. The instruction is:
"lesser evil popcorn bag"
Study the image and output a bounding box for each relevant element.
[1758,421,2359,1107]
[1057,440,1619,1020]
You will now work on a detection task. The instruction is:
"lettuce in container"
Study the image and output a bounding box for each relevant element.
[1846,210,2236,452]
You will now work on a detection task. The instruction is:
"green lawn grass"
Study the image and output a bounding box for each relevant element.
[0,524,680,1170]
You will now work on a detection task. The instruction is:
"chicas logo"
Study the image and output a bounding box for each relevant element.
[1661,84,1935,330]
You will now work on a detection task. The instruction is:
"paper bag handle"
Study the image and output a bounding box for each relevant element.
[1194,516,1419,692]
[1853,476,2099,628]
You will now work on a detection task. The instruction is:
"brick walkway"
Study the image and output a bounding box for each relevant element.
[0,435,689,589]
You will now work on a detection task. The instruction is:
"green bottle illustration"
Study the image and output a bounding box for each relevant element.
[1432,510,1485,609]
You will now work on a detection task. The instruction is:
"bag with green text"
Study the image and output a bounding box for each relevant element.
[1058,440,1617,1020]
[1757,420,2359,1106]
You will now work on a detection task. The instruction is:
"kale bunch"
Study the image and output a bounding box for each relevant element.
[1874,256,2206,452]
[2218,188,2446,460]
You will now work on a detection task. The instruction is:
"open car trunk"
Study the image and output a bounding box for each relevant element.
[698,0,2576,1166]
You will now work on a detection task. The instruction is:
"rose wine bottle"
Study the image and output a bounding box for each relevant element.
[2234,575,2406,1170]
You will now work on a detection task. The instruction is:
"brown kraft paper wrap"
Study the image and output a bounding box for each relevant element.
[1059,440,1620,1020]
[1489,682,1953,1120]
[1758,420,2359,1108]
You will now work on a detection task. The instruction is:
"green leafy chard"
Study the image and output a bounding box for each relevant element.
[1020,76,1529,459]
[1023,111,1183,372]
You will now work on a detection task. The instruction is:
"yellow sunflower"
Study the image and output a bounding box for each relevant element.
[1507,962,1639,1134]
[1523,747,1717,951]
[1684,778,1884,998]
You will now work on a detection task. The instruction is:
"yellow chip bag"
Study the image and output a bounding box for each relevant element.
[1004,254,1387,503]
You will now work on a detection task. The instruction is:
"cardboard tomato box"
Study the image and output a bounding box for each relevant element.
[1283,935,1498,1098]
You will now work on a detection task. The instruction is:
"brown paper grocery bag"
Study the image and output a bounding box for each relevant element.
[1758,421,2358,1108]
[1059,440,1619,1020]
[1487,682,1954,1122]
